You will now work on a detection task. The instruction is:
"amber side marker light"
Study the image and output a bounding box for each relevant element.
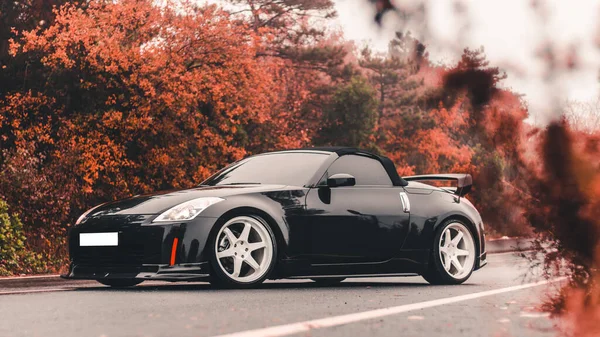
[170,238,179,266]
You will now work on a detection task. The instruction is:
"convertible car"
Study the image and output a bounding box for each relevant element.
[65,147,487,288]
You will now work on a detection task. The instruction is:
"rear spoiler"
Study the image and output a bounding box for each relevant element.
[403,174,473,197]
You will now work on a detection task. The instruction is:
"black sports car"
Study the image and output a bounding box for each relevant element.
[65,147,487,288]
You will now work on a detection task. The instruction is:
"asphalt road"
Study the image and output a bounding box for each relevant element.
[0,252,564,337]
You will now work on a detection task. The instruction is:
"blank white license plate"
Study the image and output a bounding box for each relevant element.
[79,233,119,247]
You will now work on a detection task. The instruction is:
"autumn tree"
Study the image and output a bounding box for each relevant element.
[227,0,337,62]
[0,0,68,64]
[359,32,425,120]
[440,48,530,235]
[227,0,353,144]
[1,0,288,259]
[314,76,378,148]
[0,0,71,129]
[356,32,429,173]
[0,0,76,265]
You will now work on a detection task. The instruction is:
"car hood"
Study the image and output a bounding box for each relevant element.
[88,184,288,216]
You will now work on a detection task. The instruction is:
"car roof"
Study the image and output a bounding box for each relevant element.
[266,147,408,187]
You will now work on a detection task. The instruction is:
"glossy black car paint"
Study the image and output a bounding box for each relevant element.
[66,148,486,282]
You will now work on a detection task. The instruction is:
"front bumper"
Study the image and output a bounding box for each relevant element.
[63,262,210,281]
[64,214,217,281]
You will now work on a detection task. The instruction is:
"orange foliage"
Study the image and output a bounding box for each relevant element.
[0,0,310,255]
[412,99,474,174]
[4,0,292,193]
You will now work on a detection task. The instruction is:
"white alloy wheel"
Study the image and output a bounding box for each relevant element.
[214,216,274,284]
[438,222,476,279]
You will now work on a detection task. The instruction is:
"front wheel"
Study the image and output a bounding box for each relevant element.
[97,279,143,288]
[422,220,476,285]
[209,215,277,288]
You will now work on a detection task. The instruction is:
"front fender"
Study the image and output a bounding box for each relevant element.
[198,188,309,256]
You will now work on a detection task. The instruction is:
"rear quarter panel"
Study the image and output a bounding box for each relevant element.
[403,189,484,257]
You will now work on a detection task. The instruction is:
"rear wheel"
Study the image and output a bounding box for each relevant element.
[209,215,277,288]
[97,279,143,288]
[311,278,346,286]
[422,220,476,285]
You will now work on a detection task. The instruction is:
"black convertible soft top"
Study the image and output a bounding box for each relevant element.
[291,147,408,187]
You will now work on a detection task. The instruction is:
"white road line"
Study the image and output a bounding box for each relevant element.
[0,288,71,296]
[0,274,61,280]
[212,277,567,337]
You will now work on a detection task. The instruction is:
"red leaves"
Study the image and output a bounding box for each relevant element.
[2,0,289,232]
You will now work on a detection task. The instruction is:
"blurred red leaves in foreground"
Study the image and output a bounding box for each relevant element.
[528,122,600,279]
[527,122,600,333]
[1,1,600,330]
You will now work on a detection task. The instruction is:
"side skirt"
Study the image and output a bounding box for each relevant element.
[275,250,430,278]
[287,272,420,279]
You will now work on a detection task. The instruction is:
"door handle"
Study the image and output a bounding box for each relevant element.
[399,192,410,213]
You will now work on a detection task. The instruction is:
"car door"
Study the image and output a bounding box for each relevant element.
[302,154,410,264]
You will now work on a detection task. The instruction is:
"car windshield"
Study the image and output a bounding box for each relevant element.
[201,152,330,187]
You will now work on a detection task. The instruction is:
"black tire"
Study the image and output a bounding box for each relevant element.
[209,215,278,289]
[97,279,143,287]
[422,219,476,285]
[311,278,346,286]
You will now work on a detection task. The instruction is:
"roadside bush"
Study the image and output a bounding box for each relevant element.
[0,199,47,276]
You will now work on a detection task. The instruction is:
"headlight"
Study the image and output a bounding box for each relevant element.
[153,197,224,222]
[75,203,106,225]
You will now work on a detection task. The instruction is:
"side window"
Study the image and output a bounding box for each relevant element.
[327,155,392,186]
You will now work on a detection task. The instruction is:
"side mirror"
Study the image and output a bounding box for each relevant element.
[327,173,356,187]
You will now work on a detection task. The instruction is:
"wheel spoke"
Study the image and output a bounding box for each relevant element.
[452,231,463,245]
[456,248,470,256]
[444,229,452,247]
[217,248,235,259]
[443,253,451,271]
[232,257,242,277]
[244,256,260,271]
[451,256,463,273]
[248,242,266,252]
[239,222,252,242]
[223,228,237,243]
